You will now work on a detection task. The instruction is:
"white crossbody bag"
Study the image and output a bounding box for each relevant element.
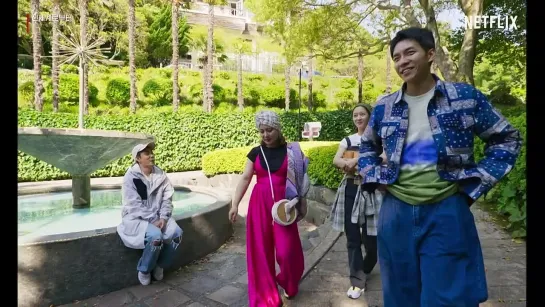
[259,146,299,226]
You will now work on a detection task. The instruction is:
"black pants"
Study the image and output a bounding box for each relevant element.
[344,179,378,289]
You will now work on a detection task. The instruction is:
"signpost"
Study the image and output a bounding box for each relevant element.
[302,122,321,141]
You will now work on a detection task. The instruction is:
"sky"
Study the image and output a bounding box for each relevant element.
[437,8,465,29]
[358,2,467,35]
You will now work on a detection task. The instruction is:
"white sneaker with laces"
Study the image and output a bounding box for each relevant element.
[138,271,151,286]
[153,266,164,281]
[347,286,364,299]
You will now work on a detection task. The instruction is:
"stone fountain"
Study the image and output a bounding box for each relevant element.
[18,127,154,209]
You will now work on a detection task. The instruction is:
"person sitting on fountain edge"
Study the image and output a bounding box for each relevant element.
[117,142,183,286]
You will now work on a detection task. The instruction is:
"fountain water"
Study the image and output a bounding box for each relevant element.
[17,127,155,208]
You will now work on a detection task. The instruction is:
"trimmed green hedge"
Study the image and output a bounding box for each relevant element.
[201,142,340,186]
[18,109,355,182]
[306,144,344,189]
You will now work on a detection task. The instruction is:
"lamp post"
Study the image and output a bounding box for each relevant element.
[298,60,308,141]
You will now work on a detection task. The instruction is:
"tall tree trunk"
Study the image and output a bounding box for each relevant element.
[79,0,89,114]
[205,3,215,112]
[307,56,313,111]
[386,49,392,94]
[84,64,89,114]
[31,0,44,112]
[357,52,363,104]
[171,1,180,112]
[51,0,60,112]
[78,61,84,128]
[128,0,137,113]
[284,64,291,110]
[431,61,436,74]
[417,0,460,82]
[237,52,243,111]
[202,58,208,111]
[456,0,484,85]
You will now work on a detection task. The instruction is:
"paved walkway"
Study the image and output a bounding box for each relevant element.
[60,218,339,307]
[59,202,525,307]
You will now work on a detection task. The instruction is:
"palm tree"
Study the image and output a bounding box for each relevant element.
[171,0,180,112]
[202,0,227,112]
[233,38,251,111]
[385,48,392,94]
[128,0,137,113]
[79,0,90,115]
[190,33,227,112]
[30,0,44,111]
[51,0,61,112]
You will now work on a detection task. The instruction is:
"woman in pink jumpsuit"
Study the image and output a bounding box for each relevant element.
[229,111,305,307]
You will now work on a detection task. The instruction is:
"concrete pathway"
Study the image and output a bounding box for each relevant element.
[59,218,339,307]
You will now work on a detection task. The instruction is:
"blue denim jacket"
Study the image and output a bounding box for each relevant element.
[358,75,522,200]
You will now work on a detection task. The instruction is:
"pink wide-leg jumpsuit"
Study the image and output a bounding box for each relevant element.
[246,155,305,307]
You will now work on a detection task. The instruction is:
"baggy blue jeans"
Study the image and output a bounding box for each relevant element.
[377,192,488,307]
[137,223,183,273]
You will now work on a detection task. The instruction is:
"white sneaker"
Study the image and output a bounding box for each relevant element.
[347,286,364,299]
[138,271,151,286]
[153,266,164,281]
[282,289,291,299]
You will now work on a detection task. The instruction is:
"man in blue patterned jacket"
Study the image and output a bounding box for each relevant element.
[358,27,522,307]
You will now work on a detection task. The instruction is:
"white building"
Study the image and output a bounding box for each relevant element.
[179,0,286,74]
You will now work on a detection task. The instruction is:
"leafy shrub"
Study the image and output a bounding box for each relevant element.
[106,78,131,106]
[306,144,344,189]
[60,64,78,74]
[201,141,338,179]
[142,78,173,106]
[261,85,286,108]
[188,83,203,100]
[18,81,34,103]
[244,73,263,82]
[268,76,284,86]
[341,78,357,89]
[212,84,234,104]
[44,74,99,104]
[240,84,261,106]
[218,72,230,80]
[158,68,172,79]
[335,90,354,104]
[488,81,522,105]
[41,64,51,75]
[302,91,327,110]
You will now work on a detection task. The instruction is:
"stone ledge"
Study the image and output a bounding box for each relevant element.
[302,221,341,279]
[17,184,233,307]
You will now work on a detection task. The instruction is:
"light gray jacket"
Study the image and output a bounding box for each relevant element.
[117,164,179,249]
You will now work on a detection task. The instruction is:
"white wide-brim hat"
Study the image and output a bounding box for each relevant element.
[271,198,299,226]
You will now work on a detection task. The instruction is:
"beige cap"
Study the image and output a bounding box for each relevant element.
[131,142,155,161]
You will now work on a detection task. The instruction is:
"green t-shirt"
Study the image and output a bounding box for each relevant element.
[386,88,458,205]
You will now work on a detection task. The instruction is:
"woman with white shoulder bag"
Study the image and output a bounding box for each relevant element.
[228,110,310,307]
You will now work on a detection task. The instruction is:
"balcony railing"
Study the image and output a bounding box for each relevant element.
[182,2,250,19]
